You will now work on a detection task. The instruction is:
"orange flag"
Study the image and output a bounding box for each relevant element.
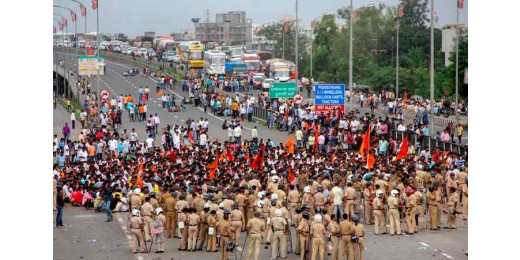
[285,136,295,154]
[288,166,295,183]
[136,162,144,189]
[207,150,219,179]
[157,89,164,98]
[359,124,371,158]
[396,136,409,160]
[368,153,376,170]
[313,127,320,151]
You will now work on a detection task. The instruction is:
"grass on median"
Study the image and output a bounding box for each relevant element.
[57,97,83,119]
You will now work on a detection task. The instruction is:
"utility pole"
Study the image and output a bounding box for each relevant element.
[429,0,435,145]
[455,1,461,123]
[295,0,299,91]
[348,0,353,112]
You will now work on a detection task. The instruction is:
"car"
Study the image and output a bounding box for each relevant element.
[147,49,157,57]
[262,78,275,90]
[162,52,176,62]
[123,69,138,76]
[252,74,265,89]
[172,55,180,63]
[126,47,137,55]
[139,48,148,56]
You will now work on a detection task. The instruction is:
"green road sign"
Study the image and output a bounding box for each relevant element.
[269,82,297,98]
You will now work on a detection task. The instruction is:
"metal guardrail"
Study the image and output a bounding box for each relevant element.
[388,129,467,155]
[252,106,270,121]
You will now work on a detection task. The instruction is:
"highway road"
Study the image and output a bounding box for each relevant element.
[54,50,468,146]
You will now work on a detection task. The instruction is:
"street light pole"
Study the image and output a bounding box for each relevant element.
[349,0,353,112]
[429,0,435,141]
[396,19,399,99]
[295,0,299,91]
[54,5,78,58]
[455,1,460,123]
[64,0,88,54]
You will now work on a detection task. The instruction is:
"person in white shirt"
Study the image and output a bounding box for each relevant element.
[154,114,160,133]
[350,119,360,132]
[251,126,258,144]
[233,125,242,145]
[199,133,207,148]
[146,135,154,150]
[228,125,234,142]
[114,196,129,212]
[202,119,209,129]
[331,184,344,217]
[397,122,406,132]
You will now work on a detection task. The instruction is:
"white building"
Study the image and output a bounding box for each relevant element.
[442,24,468,66]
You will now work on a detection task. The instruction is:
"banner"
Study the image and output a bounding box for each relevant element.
[78,56,105,76]
[283,22,291,33]
[458,0,464,9]
[398,4,404,18]
[53,26,56,34]
[80,4,86,16]
[92,0,98,10]
[269,82,297,98]
[71,10,77,22]
[314,84,345,114]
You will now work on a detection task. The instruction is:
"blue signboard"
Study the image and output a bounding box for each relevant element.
[314,84,345,114]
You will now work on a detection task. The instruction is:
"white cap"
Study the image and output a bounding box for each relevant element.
[275,209,282,217]
[219,203,224,209]
[270,169,277,175]
[134,188,141,195]
[271,193,278,200]
[314,214,322,223]
[272,176,279,182]
[304,186,311,193]
[155,208,163,215]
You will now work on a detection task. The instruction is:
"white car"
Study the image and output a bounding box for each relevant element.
[162,52,176,62]
[126,47,137,55]
[147,49,157,57]
[262,78,275,90]
[172,55,180,63]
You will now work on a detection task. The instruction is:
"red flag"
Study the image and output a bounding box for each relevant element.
[62,18,67,27]
[313,128,319,151]
[92,0,98,10]
[53,26,56,34]
[311,19,318,30]
[80,4,87,17]
[136,173,143,189]
[359,124,371,158]
[396,136,408,160]
[207,150,219,179]
[253,27,259,36]
[288,166,295,183]
[59,22,63,31]
[351,11,357,22]
[71,11,77,22]
[285,136,295,154]
[283,22,291,33]
[458,0,464,9]
[398,4,404,18]
[169,150,176,162]
[251,144,264,170]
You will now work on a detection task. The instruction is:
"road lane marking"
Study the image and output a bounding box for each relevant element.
[419,242,429,247]
[441,253,453,259]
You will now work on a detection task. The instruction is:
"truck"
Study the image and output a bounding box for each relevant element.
[225,61,247,77]
[157,38,176,53]
[204,50,226,75]
[241,53,261,74]
[228,45,246,61]
[266,59,290,82]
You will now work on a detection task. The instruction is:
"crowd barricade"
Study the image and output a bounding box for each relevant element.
[388,129,467,155]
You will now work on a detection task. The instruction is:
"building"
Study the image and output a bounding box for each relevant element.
[114,33,128,41]
[252,36,277,52]
[195,11,253,49]
[442,24,468,66]
[144,31,155,38]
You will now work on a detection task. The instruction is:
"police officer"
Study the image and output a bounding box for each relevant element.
[426,185,439,230]
[373,190,387,234]
[219,209,234,260]
[230,203,244,243]
[405,188,417,234]
[187,207,200,251]
[178,207,189,251]
[207,210,218,252]
[339,213,354,260]
[297,211,311,260]
[141,196,155,241]
[328,214,340,260]
[388,189,401,235]
[198,203,210,251]
[351,214,365,260]
[155,207,166,253]
[445,187,459,229]
[246,211,266,260]
[130,209,146,253]
[164,191,176,238]
[293,207,303,254]
[270,209,288,260]
[310,214,326,260]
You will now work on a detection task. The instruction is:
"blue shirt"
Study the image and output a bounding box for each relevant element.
[421,127,430,136]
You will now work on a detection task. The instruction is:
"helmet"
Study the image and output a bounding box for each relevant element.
[363,174,372,181]
[302,211,310,219]
[271,193,279,200]
[351,214,359,222]
[406,188,414,196]
[376,190,383,197]
[314,214,322,223]
[233,203,239,209]
[391,190,399,197]
[134,188,141,195]
[223,209,231,215]
[275,209,282,217]
[149,192,156,197]
[302,204,311,211]
[132,209,140,216]
[271,200,277,206]
[317,185,323,192]
[202,194,211,200]
[155,207,163,215]
[272,176,280,182]
[270,169,277,175]
[304,186,311,193]
[226,241,236,251]
[428,185,435,192]
[203,202,211,209]
[314,206,322,213]
[254,211,262,217]
[256,200,264,208]
[258,191,266,198]
[295,207,302,214]
[219,203,225,209]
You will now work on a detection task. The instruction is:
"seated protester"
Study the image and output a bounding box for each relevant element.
[82,188,94,209]
[114,193,129,212]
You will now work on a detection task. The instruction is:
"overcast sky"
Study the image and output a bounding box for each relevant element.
[54,0,468,38]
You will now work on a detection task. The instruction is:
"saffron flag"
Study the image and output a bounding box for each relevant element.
[251,144,264,170]
[288,166,295,183]
[207,150,219,179]
[313,128,319,151]
[92,0,98,10]
[136,163,144,189]
[396,136,408,160]
[285,136,295,154]
[368,154,376,170]
[226,146,235,161]
[359,124,371,158]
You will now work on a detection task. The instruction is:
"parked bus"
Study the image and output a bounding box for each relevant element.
[242,53,261,74]
[204,50,226,75]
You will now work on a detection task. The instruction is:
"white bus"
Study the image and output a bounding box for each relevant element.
[204,50,226,75]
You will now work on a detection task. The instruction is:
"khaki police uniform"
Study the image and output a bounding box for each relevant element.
[187,212,200,250]
[270,216,288,259]
[310,221,326,260]
[246,217,265,260]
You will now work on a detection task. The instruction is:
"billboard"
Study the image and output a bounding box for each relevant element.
[78,56,105,76]
[314,84,345,114]
[269,82,297,98]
